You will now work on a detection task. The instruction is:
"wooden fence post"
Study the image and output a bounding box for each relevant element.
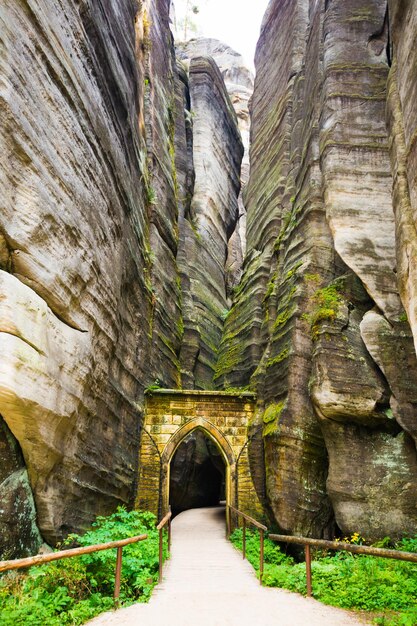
[114,547,123,607]
[305,544,312,597]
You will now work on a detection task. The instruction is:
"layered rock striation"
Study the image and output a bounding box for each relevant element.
[177,55,244,388]
[2,0,417,557]
[0,0,244,555]
[217,0,417,539]
[1,0,157,548]
[177,38,253,297]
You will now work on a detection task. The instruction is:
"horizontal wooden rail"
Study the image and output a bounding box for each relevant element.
[228,505,267,531]
[270,534,417,597]
[0,533,148,608]
[157,508,172,583]
[0,535,148,573]
[227,505,265,584]
[269,534,417,562]
[157,511,172,531]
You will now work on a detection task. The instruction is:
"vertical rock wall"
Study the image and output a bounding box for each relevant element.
[0,0,182,549]
[0,0,245,555]
[177,56,243,388]
[218,0,417,539]
[4,0,416,555]
[143,0,183,387]
[0,418,42,558]
[177,39,254,297]
[387,1,417,353]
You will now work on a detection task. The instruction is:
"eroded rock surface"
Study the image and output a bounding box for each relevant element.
[0,417,42,559]
[0,0,245,555]
[177,39,252,296]
[217,0,417,539]
[0,0,182,549]
[3,0,417,555]
[177,56,243,388]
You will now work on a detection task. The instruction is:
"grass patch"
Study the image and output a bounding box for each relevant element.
[310,283,343,339]
[0,508,167,625]
[230,530,417,625]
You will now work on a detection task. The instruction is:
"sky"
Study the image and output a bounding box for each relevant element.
[172,0,271,70]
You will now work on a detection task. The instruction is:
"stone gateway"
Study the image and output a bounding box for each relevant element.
[136,390,263,520]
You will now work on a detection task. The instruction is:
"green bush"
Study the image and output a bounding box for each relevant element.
[230,530,417,625]
[230,528,293,572]
[0,507,167,625]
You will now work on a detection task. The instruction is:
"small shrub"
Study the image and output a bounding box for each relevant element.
[0,508,166,625]
[230,530,417,624]
[310,283,343,338]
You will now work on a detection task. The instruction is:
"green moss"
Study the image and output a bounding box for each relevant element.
[310,283,343,339]
[213,340,245,382]
[145,185,157,206]
[176,315,184,338]
[263,421,279,438]
[159,333,177,356]
[304,273,321,283]
[263,272,277,302]
[224,386,250,394]
[263,401,285,424]
[273,194,302,252]
[285,261,303,281]
[265,347,290,369]
[273,307,295,332]
[262,401,285,437]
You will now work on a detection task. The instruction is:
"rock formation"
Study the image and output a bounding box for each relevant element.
[2,0,417,558]
[176,54,244,388]
[0,419,42,558]
[177,38,253,297]
[1,0,154,548]
[0,0,189,550]
[386,1,417,352]
[217,0,417,540]
[0,0,244,555]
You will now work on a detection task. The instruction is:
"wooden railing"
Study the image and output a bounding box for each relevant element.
[0,534,148,607]
[226,507,417,596]
[270,534,417,597]
[0,509,172,608]
[157,508,172,583]
[227,505,267,584]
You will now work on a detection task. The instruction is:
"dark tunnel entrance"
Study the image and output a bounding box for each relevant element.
[169,429,226,516]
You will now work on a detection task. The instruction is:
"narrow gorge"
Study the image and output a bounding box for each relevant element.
[1,0,417,561]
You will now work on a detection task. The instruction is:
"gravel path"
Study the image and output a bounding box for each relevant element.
[87,506,368,626]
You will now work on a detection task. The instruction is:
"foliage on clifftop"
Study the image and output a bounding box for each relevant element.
[0,508,167,625]
[230,529,417,625]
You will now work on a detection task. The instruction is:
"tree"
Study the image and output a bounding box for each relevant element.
[174,0,203,41]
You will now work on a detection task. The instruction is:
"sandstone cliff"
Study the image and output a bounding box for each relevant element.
[2,0,417,558]
[175,40,247,388]
[177,38,253,297]
[387,1,417,354]
[217,0,417,540]
[0,0,244,556]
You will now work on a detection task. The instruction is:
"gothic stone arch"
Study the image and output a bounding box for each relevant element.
[136,389,262,519]
[160,418,236,515]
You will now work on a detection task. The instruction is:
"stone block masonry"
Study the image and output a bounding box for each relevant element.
[136,390,263,521]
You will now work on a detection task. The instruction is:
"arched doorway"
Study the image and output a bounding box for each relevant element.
[170,429,226,515]
[160,418,236,517]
